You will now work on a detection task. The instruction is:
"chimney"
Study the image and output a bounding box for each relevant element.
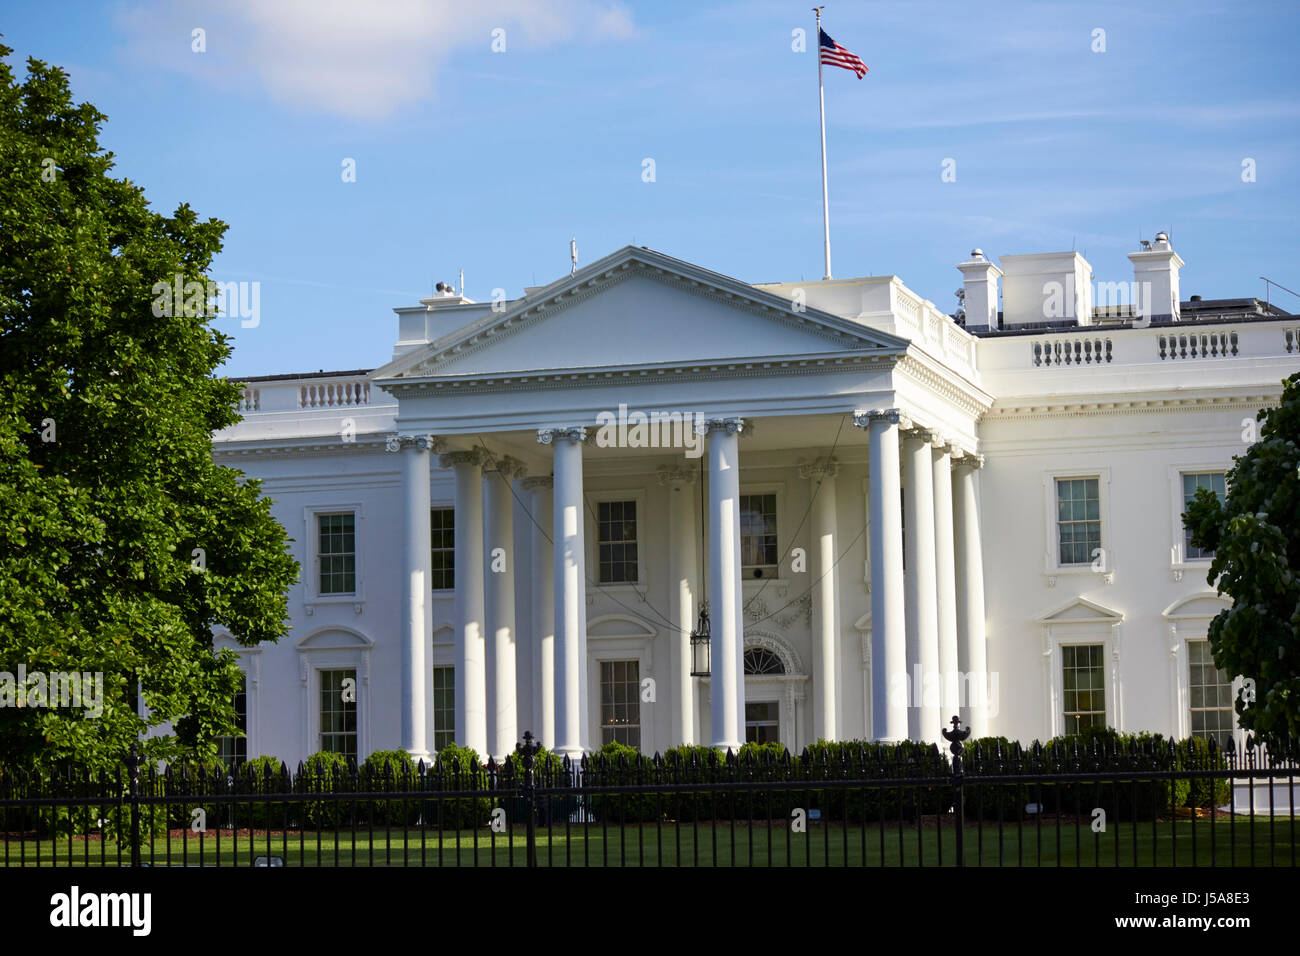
[999,251,1094,326]
[1127,232,1183,322]
[956,249,1002,331]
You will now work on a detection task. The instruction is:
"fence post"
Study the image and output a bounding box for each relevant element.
[520,731,540,868]
[943,715,971,867]
[126,741,141,868]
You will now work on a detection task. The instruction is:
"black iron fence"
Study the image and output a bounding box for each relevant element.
[1,722,1296,867]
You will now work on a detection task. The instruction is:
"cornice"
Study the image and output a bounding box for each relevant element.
[984,392,1282,422]
[895,351,992,421]
[212,437,391,459]
[378,350,901,399]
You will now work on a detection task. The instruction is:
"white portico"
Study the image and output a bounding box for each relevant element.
[368,245,992,759]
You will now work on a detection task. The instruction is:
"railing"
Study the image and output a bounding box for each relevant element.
[1286,328,1298,354]
[237,388,259,413]
[3,725,1295,868]
[299,380,371,409]
[1032,337,1112,367]
[1157,331,1238,360]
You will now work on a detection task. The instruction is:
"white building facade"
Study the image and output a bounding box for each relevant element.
[211,236,1300,766]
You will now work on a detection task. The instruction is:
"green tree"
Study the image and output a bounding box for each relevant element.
[0,45,299,773]
[1184,372,1300,742]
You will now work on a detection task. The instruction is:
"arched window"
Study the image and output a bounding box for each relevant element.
[743,647,785,675]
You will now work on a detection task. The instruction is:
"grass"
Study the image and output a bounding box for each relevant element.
[3,816,1296,867]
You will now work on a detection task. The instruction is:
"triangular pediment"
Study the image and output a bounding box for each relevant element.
[1036,597,1124,625]
[372,246,907,383]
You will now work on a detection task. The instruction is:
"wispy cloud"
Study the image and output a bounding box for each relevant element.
[114,0,635,120]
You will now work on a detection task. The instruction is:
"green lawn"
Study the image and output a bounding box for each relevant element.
[3,817,1296,867]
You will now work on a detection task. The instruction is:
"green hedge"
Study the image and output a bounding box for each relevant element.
[432,743,491,830]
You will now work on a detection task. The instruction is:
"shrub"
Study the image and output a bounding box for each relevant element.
[234,755,293,830]
[587,741,660,824]
[359,749,420,827]
[432,743,491,830]
[301,751,353,830]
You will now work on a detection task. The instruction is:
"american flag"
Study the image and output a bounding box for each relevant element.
[819,28,868,78]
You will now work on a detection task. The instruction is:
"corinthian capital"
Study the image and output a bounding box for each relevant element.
[696,417,744,437]
[656,464,698,486]
[798,456,839,480]
[485,454,528,479]
[386,433,447,453]
[439,448,486,469]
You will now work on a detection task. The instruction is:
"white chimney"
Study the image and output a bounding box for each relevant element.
[999,251,1094,326]
[1127,232,1183,322]
[956,249,1002,331]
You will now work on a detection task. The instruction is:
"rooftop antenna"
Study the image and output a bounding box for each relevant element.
[570,237,578,275]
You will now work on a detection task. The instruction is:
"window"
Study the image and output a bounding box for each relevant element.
[1189,640,1234,748]
[599,660,640,749]
[745,702,780,744]
[433,666,455,752]
[431,508,454,590]
[740,493,778,577]
[597,500,638,584]
[1061,644,1105,735]
[1056,478,1100,566]
[318,513,356,595]
[319,668,357,760]
[217,673,248,769]
[1182,473,1226,560]
[743,647,785,675]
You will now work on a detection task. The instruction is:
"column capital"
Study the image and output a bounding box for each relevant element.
[657,464,698,486]
[521,475,553,492]
[798,455,839,480]
[954,452,985,470]
[853,408,911,430]
[537,426,587,445]
[697,417,744,436]
[484,454,528,479]
[439,448,486,469]
[386,433,447,453]
[901,424,941,446]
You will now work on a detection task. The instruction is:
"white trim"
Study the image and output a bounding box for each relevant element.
[214,633,262,759]
[584,488,649,589]
[1166,464,1229,580]
[429,500,456,594]
[302,502,366,611]
[1163,593,1240,746]
[586,614,657,754]
[1037,599,1124,737]
[295,626,373,760]
[1041,468,1114,585]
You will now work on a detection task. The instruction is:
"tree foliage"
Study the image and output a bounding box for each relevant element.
[1184,372,1300,742]
[0,45,299,772]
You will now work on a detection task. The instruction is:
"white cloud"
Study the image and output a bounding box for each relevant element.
[115,0,635,120]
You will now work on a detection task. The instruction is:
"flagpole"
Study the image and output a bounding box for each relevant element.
[814,6,832,280]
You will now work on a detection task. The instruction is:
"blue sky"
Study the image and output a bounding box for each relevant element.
[5,0,1299,377]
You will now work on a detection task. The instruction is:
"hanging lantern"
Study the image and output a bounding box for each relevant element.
[689,604,711,677]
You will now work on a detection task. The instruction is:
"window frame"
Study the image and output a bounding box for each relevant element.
[318,667,359,761]
[303,503,365,608]
[1041,468,1112,582]
[1186,638,1236,749]
[584,489,647,590]
[432,664,455,753]
[738,482,786,582]
[1060,643,1108,736]
[744,700,781,745]
[430,504,455,593]
[1168,464,1229,574]
[598,659,642,750]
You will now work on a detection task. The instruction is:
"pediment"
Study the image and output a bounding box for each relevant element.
[295,626,373,651]
[1162,592,1231,620]
[587,614,657,640]
[372,246,906,383]
[1035,597,1124,625]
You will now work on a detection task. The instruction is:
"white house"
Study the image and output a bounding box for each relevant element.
[210,234,1299,767]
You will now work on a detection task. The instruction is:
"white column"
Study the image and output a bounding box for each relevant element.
[857,410,906,742]
[387,433,440,763]
[953,454,990,736]
[704,418,745,751]
[484,455,525,761]
[801,456,840,741]
[441,448,487,757]
[658,465,698,746]
[932,443,960,733]
[522,476,555,750]
[902,425,941,744]
[539,427,588,762]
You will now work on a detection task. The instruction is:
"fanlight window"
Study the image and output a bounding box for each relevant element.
[743,647,785,675]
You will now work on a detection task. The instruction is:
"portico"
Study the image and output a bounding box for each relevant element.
[371,245,992,759]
